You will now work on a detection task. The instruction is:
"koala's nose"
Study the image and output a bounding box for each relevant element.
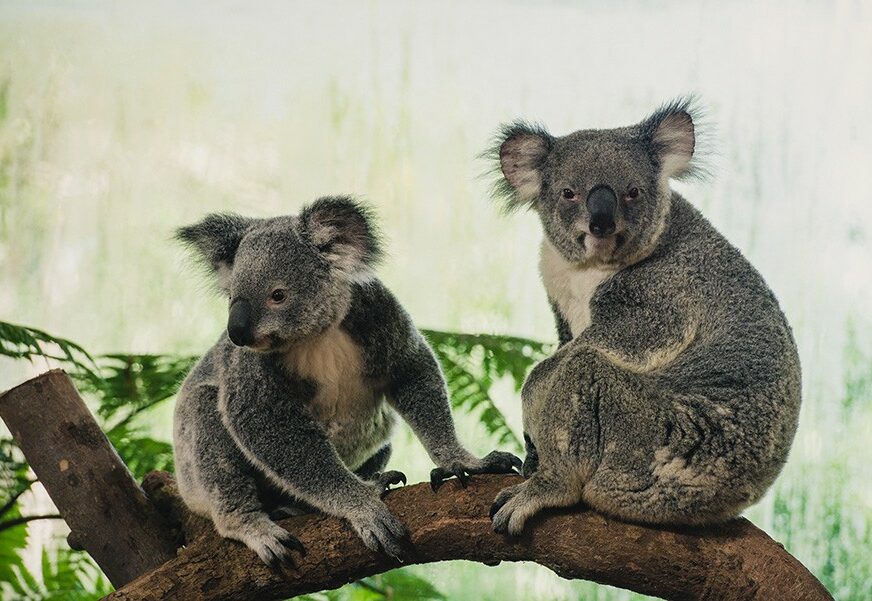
[227,299,254,347]
[587,185,617,237]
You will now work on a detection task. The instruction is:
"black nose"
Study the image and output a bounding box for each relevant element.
[587,185,617,237]
[227,299,254,347]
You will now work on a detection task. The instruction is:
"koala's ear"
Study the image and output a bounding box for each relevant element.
[490,121,553,212]
[175,214,256,292]
[298,196,383,278]
[640,96,708,182]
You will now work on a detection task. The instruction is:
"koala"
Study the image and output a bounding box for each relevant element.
[173,196,520,568]
[487,98,801,535]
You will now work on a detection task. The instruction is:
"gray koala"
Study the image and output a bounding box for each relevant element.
[173,196,520,567]
[487,98,801,535]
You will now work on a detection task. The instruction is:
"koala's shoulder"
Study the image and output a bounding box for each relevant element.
[340,280,417,369]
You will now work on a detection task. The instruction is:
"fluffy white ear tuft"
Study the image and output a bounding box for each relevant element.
[640,96,709,184]
[489,121,553,212]
[298,196,383,278]
[175,213,256,293]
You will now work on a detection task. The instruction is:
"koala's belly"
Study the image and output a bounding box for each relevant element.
[283,325,395,470]
[326,402,396,470]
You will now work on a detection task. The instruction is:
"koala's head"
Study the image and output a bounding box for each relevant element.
[177,196,382,352]
[491,97,706,267]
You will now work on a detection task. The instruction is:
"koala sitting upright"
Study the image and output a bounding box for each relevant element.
[488,99,801,535]
[173,196,520,567]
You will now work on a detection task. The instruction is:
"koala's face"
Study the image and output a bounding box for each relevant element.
[494,98,702,267]
[178,197,382,352]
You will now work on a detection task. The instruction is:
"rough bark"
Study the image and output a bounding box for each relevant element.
[106,472,832,601]
[0,370,178,587]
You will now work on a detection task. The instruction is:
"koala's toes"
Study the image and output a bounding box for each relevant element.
[351,505,407,561]
[490,484,530,536]
[430,463,470,492]
[277,530,306,557]
[489,484,520,519]
[476,450,523,474]
[248,522,305,572]
[374,470,407,495]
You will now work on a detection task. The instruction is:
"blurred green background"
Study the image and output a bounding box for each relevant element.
[1,0,870,599]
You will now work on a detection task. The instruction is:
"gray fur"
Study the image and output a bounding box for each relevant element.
[488,99,801,535]
[173,196,519,566]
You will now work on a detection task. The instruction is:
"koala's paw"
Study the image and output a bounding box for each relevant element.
[469,450,523,475]
[489,482,540,536]
[430,451,522,492]
[246,521,306,571]
[348,502,408,560]
[372,470,407,496]
[429,462,470,492]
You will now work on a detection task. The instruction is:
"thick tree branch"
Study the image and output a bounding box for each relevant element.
[107,473,832,601]
[0,371,832,601]
[0,370,178,587]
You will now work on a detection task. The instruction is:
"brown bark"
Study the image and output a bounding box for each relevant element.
[107,473,832,601]
[0,370,178,587]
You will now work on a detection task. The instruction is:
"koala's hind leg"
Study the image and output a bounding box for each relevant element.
[491,352,597,535]
[354,443,407,495]
[175,386,304,568]
[354,443,392,480]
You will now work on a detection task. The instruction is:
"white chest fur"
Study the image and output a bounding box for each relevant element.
[539,239,617,337]
[282,326,380,426]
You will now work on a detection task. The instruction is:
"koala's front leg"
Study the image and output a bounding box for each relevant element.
[386,339,522,491]
[222,364,408,559]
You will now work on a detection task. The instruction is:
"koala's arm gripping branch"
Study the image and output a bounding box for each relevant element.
[107,472,831,601]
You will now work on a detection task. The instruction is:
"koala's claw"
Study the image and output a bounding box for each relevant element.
[470,450,523,475]
[490,483,536,536]
[489,486,514,519]
[253,526,306,572]
[430,463,470,492]
[350,504,408,561]
[373,470,407,496]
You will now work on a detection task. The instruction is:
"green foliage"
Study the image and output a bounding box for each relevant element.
[294,569,445,600]
[423,330,551,451]
[76,353,197,428]
[0,321,99,380]
[2,548,112,601]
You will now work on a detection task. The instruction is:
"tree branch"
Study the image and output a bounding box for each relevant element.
[106,473,832,601]
[0,370,178,587]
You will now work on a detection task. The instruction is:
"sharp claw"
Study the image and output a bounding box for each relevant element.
[280,535,306,556]
[455,468,469,488]
[430,468,445,492]
[398,472,407,485]
[510,455,523,470]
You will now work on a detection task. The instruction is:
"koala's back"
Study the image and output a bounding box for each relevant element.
[588,195,801,506]
[632,195,800,396]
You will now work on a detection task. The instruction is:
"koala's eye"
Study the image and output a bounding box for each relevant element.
[561,188,576,200]
[269,289,288,304]
[626,187,640,200]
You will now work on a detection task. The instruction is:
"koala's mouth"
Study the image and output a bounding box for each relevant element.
[247,335,281,353]
[578,232,626,255]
